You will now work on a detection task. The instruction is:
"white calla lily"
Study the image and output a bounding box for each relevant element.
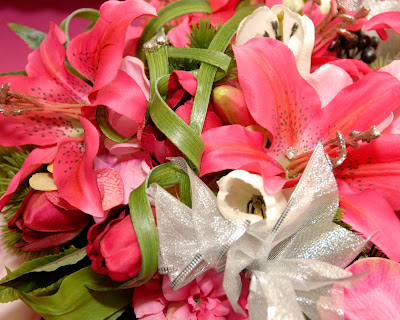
[235,5,315,74]
[216,170,287,231]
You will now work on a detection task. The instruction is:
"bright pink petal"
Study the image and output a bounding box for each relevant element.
[100,215,141,280]
[342,258,400,320]
[120,56,150,100]
[209,0,240,12]
[233,38,321,159]
[45,191,78,210]
[311,57,373,80]
[26,23,91,104]
[304,64,353,108]
[53,117,103,217]
[96,168,124,211]
[67,0,157,93]
[0,75,83,105]
[175,101,223,132]
[301,72,400,151]
[94,151,151,204]
[162,274,191,302]
[334,134,400,210]
[364,11,400,40]
[379,60,400,81]
[265,0,283,7]
[133,281,167,318]
[90,70,148,123]
[168,16,192,47]
[167,71,197,108]
[338,180,400,262]
[0,146,57,211]
[200,125,282,176]
[0,110,83,147]
[166,304,195,320]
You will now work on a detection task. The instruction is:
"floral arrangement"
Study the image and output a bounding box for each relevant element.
[1,0,400,319]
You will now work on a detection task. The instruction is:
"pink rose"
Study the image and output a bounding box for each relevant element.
[8,190,90,252]
[87,209,142,281]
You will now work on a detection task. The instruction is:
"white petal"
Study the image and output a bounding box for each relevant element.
[235,5,315,74]
[216,170,287,231]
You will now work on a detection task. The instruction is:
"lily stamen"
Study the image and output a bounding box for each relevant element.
[0,83,84,117]
[286,126,381,177]
[311,0,369,54]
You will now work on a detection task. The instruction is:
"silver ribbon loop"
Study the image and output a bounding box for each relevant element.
[151,143,366,319]
[149,157,247,290]
[223,142,366,319]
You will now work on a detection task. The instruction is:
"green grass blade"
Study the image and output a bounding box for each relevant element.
[167,47,232,72]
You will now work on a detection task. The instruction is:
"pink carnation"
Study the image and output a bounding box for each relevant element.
[132,270,249,320]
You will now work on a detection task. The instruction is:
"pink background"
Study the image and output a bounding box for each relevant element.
[0,0,105,73]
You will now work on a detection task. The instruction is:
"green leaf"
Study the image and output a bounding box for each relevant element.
[19,267,133,320]
[189,6,256,135]
[59,8,100,45]
[0,70,27,76]
[167,47,232,72]
[8,23,46,50]
[96,105,137,143]
[149,75,204,172]
[0,248,87,303]
[188,18,219,49]
[146,38,170,103]
[136,0,212,59]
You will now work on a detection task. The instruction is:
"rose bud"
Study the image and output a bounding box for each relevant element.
[211,85,256,126]
[87,209,141,281]
[8,190,90,252]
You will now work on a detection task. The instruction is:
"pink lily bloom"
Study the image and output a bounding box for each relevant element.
[0,0,157,217]
[201,37,400,260]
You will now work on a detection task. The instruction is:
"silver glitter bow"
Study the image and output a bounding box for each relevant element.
[150,143,365,319]
[148,158,247,289]
[223,142,366,319]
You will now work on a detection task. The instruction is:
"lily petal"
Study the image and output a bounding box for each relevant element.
[120,56,150,100]
[364,11,400,40]
[338,180,400,262]
[200,125,283,177]
[0,109,83,147]
[53,117,103,217]
[303,64,353,108]
[26,22,91,104]
[89,70,148,123]
[66,0,157,94]
[342,258,400,320]
[233,38,320,160]
[334,134,400,210]
[301,72,400,152]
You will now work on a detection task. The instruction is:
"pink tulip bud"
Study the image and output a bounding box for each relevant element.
[211,85,256,126]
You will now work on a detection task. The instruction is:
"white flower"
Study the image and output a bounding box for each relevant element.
[216,170,287,231]
[235,5,315,74]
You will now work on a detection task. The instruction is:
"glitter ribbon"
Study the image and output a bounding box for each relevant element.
[150,143,365,319]
[223,143,365,319]
[148,157,247,290]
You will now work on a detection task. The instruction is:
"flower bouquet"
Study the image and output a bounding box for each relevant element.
[1,0,400,319]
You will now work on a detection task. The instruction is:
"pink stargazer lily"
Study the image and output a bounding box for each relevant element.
[201,37,400,260]
[0,0,157,217]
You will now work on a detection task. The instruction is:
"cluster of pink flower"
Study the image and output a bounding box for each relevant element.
[1,0,400,319]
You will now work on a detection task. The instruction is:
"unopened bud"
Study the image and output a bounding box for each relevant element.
[211,85,255,126]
